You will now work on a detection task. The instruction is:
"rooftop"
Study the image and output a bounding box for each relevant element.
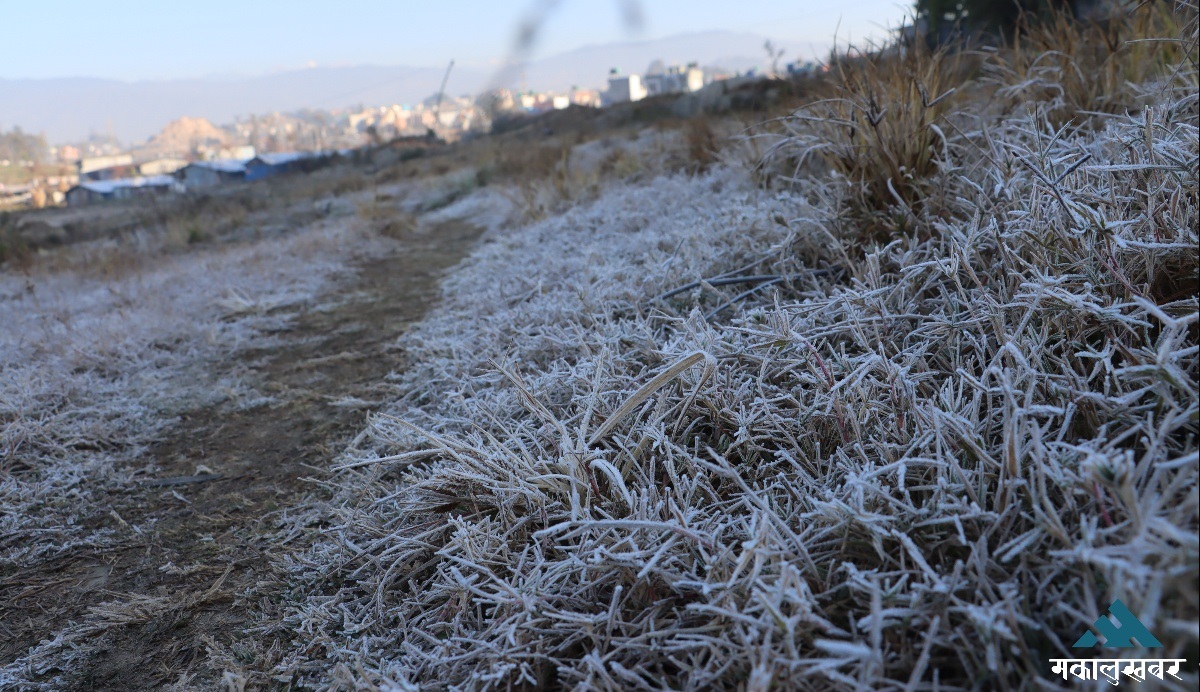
[74,175,176,194]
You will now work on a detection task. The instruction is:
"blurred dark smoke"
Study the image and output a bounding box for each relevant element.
[489,0,644,92]
[513,0,562,56]
[618,0,644,32]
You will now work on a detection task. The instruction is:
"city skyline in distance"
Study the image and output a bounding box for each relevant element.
[2,29,858,144]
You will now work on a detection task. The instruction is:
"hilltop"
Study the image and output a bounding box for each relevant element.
[139,116,230,156]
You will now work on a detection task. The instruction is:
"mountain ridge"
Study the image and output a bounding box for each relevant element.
[0,30,811,144]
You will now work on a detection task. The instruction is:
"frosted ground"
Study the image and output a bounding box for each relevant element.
[265,78,1198,688]
[2,10,1198,690]
[0,219,393,565]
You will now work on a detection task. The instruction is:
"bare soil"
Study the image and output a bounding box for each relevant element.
[0,217,484,690]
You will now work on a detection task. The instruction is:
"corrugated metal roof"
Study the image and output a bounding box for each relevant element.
[189,158,250,173]
[75,175,176,195]
[250,151,319,166]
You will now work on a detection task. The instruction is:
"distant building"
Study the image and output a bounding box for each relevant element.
[604,70,647,105]
[65,175,178,207]
[0,184,34,209]
[786,61,821,78]
[138,158,188,176]
[64,183,108,207]
[378,105,413,133]
[644,63,705,97]
[195,145,255,162]
[78,154,133,176]
[348,110,375,131]
[476,90,515,114]
[57,145,81,163]
[570,88,601,108]
[244,151,325,182]
[177,159,249,189]
[78,154,136,181]
[80,164,138,182]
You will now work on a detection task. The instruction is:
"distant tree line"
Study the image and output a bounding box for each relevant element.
[0,126,49,164]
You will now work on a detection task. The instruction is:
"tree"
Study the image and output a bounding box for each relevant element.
[0,126,49,164]
[764,40,786,78]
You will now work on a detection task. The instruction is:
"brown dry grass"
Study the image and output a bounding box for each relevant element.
[763,37,969,242]
[994,1,1195,125]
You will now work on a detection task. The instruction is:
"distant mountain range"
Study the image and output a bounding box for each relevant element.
[503,30,804,94]
[0,31,813,145]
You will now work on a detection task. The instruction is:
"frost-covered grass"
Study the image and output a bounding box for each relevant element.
[272,11,1199,691]
[0,218,390,569]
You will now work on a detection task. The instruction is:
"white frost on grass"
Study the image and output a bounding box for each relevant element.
[0,219,390,569]
[421,187,516,234]
[276,91,1198,688]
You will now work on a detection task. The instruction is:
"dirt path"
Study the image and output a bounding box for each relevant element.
[1,217,484,690]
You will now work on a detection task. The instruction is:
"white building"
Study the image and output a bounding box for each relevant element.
[139,158,188,176]
[644,63,705,97]
[604,71,647,105]
[78,154,133,176]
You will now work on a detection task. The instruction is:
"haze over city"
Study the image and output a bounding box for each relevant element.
[1,0,908,142]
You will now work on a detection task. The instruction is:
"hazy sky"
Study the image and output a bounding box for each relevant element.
[2,0,911,81]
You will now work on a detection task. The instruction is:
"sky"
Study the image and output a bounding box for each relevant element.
[0,0,912,81]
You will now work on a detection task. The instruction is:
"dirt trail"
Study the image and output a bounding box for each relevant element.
[1,217,484,690]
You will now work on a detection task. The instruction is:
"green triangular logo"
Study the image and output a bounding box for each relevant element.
[1073,600,1163,649]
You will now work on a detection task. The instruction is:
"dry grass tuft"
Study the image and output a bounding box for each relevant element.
[683,116,721,172]
[763,36,967,241]
[993,1,1195,125]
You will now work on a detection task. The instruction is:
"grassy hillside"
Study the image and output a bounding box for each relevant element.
[1,2,1196,689]
[258,3,1199,689]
